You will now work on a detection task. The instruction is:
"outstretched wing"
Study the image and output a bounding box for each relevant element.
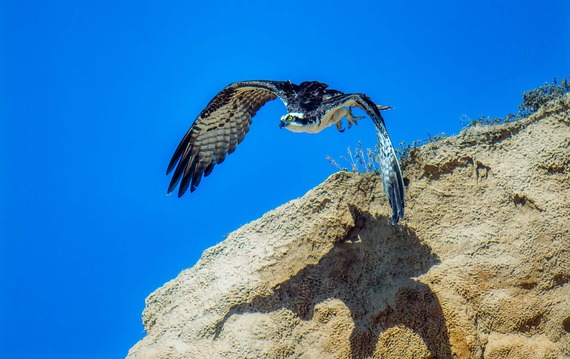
[324,94,405,224]
[166,80,292,197]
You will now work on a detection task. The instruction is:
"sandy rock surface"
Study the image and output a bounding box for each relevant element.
[127,94,570,358]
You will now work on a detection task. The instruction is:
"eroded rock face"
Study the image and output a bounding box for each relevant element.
[127,95,570,359]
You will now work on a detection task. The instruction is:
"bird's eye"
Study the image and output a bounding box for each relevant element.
[287,115,293,121]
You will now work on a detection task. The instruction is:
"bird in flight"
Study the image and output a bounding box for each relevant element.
[166,80,405,224]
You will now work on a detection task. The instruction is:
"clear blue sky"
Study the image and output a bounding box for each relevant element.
[1,1,568,358]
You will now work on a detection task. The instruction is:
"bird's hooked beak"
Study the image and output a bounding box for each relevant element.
[279,114,293,129]
[279,112,304,129]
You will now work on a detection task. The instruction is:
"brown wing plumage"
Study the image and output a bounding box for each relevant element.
[166,81,288,196]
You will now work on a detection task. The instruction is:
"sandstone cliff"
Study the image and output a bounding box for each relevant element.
[127,94,570,358]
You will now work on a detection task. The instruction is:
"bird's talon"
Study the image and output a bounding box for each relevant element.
[335,120,345,132]
[346,107,364,128]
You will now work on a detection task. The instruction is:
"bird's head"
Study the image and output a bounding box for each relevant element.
[279,112,308,132]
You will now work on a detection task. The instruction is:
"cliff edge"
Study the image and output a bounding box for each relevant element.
[127,94,570,358]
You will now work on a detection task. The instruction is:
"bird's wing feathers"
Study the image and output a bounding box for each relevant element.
[166,81,290,197]
[167,82,405,224]
[324,94,405,224]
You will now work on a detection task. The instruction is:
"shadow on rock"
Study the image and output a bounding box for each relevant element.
[215,206,452,358]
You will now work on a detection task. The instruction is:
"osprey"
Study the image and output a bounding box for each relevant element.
[166,80,405,224]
